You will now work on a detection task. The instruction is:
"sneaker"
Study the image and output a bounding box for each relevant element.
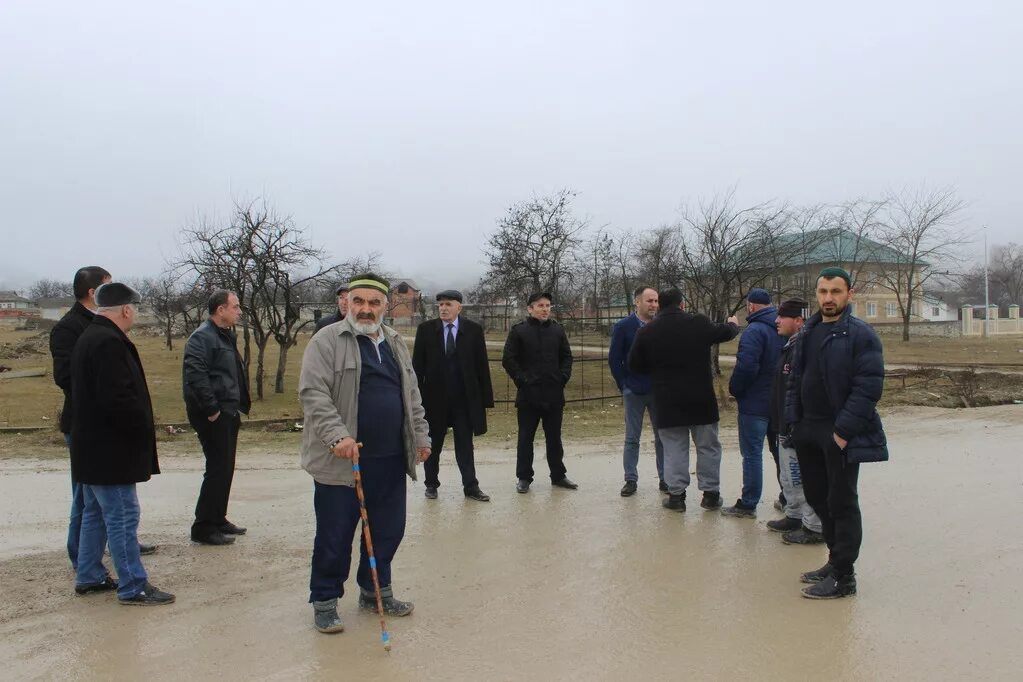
[620,481,638,497]
[658,479,669,494]
[464,488,490,502]
[700,491,722,510]
[424,486,438,499]
[800,563,836,584]
[75,575,118,595]
[118,583,175,606]
[359,593,414,617]
[801,574,856,599]
[766,517,803,533]
[516,479,530,494]
[783,526,826,545]
[721,501,757,518]
[662,493,686,512]
[313,598,345,634]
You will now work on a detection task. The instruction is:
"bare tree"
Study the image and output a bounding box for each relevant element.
[990,242,1023,308]
[28,278,73,300]
[873,187,967,341]
[633,226,682,292]
[479,189,587,312]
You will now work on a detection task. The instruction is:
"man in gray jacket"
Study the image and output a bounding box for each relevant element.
[299,273,431,635]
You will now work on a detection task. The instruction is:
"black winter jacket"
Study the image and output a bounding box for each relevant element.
[49,301,95,433]
[70,316,160,484]
[628,308,739,427]
[784,307,889,463]
[182,320,251,418]
[501,317,573,409]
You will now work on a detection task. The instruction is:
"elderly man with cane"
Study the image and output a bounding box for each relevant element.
[298,273,431,634]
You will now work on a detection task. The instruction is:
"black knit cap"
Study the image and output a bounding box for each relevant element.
[527,292,552,305]
[436,289,463,303]
[777,299,808,319]
[94,282,141,306]
[818,267,851,288]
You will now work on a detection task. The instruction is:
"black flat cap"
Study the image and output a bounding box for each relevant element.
[95,282,141,307]
[435,289,463,303]
[777,299,808,318]
[527,292,552,305]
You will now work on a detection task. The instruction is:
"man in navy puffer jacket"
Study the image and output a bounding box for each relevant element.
[723,288,785,518]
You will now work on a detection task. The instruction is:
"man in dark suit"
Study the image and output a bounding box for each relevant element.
[502,292,576,494]
[70,282,173,605]
[412,290,494,501]
[49,265,156,570]
[628,288,739,513]
[314,283,349,333]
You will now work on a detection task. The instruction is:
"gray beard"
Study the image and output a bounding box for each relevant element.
[353,319,382,335]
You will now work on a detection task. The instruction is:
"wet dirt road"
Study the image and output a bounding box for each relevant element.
[1,406,1021,681]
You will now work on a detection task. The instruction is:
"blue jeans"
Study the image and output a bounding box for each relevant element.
[737,413,770,507]
[76,484,148,600]
[64,434,106,569]
[622,390,664,482]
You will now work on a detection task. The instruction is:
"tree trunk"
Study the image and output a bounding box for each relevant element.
[242,320,251,371]
[164,316,173,350]
[274,340,290,394]
[902,314,911,342]
[255,340,267,400]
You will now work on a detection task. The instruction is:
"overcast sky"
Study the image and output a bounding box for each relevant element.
[1,0,1019,294]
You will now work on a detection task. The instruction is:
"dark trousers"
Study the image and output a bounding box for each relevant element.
[793,418,862,575]
[189,410,240,537]
[767,427,784,503]
[309,456,407,603]
[424,406,479,491]
[515,403,567,483]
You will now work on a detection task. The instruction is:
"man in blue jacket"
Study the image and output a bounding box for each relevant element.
[723,288,785,518]
[785,267,888,599]
[608,285,664,497]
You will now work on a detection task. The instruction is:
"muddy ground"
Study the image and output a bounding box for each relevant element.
[0,406,1021,680]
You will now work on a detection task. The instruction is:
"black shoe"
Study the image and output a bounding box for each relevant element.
[516,479,530,494]
[767,517,803,533]
[424,486,438,499]
[552,477,578,490]
[313,599,345,634]
[220,522,247,535]
[191,531,236,546]
[721,500,757,518]
[464,488,490,502]
[658,479,669,494]
[118,582,175,606]
[700,491,722,510]
[662,493,686,512]
[783,526,826,545]
[138,542,158,555]
[801,573,857,599]
[620,481,638,497]
[800,563,836,584]
[75,575,118,595]
[359,593,414,617]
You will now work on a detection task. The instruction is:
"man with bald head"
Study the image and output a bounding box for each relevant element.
[299,272,431,634]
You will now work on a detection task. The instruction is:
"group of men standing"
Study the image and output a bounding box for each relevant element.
[50,269,252,605]
[608,268,887,599]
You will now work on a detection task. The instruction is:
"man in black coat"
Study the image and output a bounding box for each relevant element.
[628,288,739,513]
[412,289,494,501]
[183,289,251,545]
[314,283,349,334]
[70,283,174,605]
[502,292,576,493]
[785,267,888,600]
[49,266,156,569]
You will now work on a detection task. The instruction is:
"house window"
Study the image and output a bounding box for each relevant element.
[866,302,877,317]
[849,303,857,317]
[886,302,898,318]
[771,276,782,292]
[795,275,808,290]
[931,306,940,317]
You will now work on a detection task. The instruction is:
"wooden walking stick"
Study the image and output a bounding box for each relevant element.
[351,444,391,652]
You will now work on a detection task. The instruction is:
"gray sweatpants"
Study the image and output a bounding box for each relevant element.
[659,423,722,496]
[779,441,822,532]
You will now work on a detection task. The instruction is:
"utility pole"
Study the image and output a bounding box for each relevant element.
[983,226,990,338]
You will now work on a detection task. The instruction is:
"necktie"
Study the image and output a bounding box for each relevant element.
[446,323,456,358]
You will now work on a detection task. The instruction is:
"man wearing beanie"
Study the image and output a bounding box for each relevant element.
[299,272,431,634]
[766,300,823,545]
[70,283,173,605]
[315,283,350,334]
[723,288,785,518]
[785,267,888,599]
[412,289,494,502]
